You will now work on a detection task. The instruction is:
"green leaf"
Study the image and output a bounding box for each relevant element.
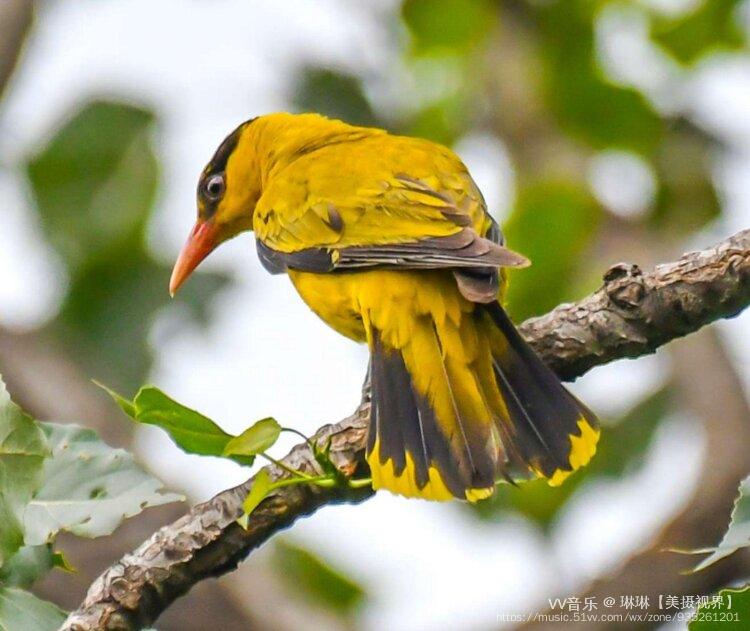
[503,180,601,322]
[55,257,228,394]
[405,93,470,147]
[594,387,672,477]
[0,587,66,631]
[402,0,496,53]
[274,540,365,614]
[26,101,155,275]
[0,546,71,589]
[223,418,281,459]
[51,550,75,573]
[0,378,48,568]
[93,380,135,417]
[0,546,56,589]
[650,124,721,235]
[651,0,746,66]
[292,66,378,127]
[533,1,663,154]
[238,469,272,529]
[133,387,234,457]
[100,384,262,465]
[100,384,233,457]
[690,585,750,630]
[26,100,229,393]
[22,423,182,545]
[691,475,750,572]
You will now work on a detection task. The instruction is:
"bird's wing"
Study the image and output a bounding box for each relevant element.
[256,226,527,273]
[256,161,525,256]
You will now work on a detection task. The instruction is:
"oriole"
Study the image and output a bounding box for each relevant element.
[170,113,599,501]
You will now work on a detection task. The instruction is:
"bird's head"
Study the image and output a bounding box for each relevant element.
[169,112,368,295]
[169,117,262,296]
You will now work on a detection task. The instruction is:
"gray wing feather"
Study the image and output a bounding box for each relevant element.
[256,226,527,304]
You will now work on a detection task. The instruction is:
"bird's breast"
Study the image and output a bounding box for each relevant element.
[286,268,479,347]
[287,270,368,342]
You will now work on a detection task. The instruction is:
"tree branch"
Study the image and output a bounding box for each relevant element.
[61,229,750,631]
[521,229,750,379]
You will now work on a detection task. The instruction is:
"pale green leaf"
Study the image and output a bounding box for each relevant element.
[26,101,155,275]
[0,587,66,631]
[0,545,71,589]
[238,470,272,529]
[692,475,750,572]
[0,546,55,589]
[23,423,182,545]
[0,378,48,568]
[223,418,281,458]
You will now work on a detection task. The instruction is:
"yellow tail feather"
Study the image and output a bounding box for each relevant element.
[367,439,495,502]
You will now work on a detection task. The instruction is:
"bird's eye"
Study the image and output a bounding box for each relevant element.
[204,173,226,201]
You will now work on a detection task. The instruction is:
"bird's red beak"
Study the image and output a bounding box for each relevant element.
[169,220,220,296]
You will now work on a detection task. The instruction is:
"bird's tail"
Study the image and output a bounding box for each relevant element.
[365,301,599,501]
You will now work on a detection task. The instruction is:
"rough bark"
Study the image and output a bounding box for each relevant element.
[61,229,750,630]
[521,229,750,380]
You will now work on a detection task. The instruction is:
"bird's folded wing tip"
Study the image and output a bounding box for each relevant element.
[488,243,531,268]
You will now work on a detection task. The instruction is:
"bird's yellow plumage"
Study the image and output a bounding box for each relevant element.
[171,112,600,502]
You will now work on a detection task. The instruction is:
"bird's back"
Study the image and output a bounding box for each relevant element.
[254,124,493,253]
[175,112,601,501]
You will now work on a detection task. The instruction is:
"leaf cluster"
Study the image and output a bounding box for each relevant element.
[0,377,181,629]
[98,384,372,528]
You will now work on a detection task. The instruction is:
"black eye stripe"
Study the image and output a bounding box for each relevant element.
[198,117,257,218]
[205,116,257,174]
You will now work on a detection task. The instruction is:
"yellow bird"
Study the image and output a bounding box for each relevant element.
[170,113,599,502]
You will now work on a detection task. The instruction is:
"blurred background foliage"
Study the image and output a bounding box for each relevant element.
[273,540,366,617]
[25,101,228,392]
[290,0,747,531]
[0,0,748,629]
